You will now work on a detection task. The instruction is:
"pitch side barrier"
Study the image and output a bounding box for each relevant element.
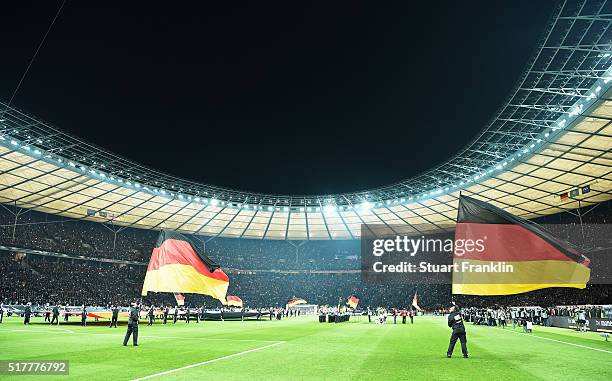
[201,310,262,320]
[548,316,612,333]
[508,305,612,333]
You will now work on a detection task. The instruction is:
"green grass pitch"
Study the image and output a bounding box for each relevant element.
[0,315,610,380]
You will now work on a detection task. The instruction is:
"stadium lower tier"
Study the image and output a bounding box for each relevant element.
[1,252,610,308]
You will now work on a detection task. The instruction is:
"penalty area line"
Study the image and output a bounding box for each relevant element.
[495,327,612,354]
[130,341,284,381]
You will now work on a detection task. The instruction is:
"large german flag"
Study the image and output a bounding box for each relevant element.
[86,310,130,320]
[142,230,229,301]
[452,195,590,295]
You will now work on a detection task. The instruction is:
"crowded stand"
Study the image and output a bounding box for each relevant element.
[1,201,611,310]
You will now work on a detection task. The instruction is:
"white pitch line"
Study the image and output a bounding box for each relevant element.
[492,327,612,354]
[131,341,284,381]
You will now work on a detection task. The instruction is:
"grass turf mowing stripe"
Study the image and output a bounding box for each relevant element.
[2,316,610,380]
[0,327,283,343]
[130,342,284,381]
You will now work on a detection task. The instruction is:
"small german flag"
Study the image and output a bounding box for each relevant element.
[452,195,590,295]
[287,298,307,306]
[173,293,185,306]
[226,296,243,308]
[142,230,229,301]
[347,296,359,309]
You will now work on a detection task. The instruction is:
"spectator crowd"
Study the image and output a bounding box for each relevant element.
[0,201,611,309]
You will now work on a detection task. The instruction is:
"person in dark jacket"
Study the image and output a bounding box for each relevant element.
[163,306,169,324]
[24,303,32,325]
[147,305,155,326]
[51,304,60,325]
[123,303,140,346]
[447,305,468,358]
[81,307,87,327]
[110,305,119,328]
[44,306,51,323]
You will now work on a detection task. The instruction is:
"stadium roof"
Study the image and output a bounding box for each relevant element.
[0,1,611,240]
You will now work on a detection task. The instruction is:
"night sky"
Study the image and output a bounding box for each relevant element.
[1,1,555,195]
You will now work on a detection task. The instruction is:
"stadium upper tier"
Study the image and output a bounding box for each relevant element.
[0,1,612,240]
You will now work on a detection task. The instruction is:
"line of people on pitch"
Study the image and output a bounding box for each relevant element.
[15,302,91,326]
[366,307,415,324]
[461,307,554,333]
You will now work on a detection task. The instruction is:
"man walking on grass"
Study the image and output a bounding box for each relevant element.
[447,305,468,359]
[123,303,140,347]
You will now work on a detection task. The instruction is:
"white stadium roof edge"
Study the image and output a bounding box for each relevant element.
[0,0,611,240]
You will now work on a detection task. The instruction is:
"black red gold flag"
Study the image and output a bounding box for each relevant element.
[453,195,590,295]
[142,230,229,301]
